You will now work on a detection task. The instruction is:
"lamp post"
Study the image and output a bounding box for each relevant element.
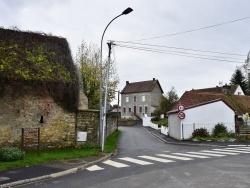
[100,7,133,152]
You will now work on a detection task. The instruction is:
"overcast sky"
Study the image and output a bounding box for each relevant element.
[1,0,250,104]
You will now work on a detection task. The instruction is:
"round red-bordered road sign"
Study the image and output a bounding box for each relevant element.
[177,104,185,112]
[178,111,185,119]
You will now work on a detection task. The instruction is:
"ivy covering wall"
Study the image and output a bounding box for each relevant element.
[0,27,79,112]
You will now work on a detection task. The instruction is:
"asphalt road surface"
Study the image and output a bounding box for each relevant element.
[19,123,250,188]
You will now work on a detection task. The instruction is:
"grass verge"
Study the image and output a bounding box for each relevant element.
[104,130,121,153]
[0,147,99,171]
[0,130,121,171]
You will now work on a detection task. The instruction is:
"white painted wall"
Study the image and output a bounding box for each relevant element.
[161,126,168,135]
[142,116,151,127]
[168,113,181,140]
[168,100,235,140]
[234,86,244,95]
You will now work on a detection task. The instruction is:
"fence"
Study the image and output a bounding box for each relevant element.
[181,122,235,140]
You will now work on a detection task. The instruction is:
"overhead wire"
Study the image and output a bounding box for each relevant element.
[109,16,249,63]
[111,41,246,57]
[114,44,245,63]
[114,43,244,61]
[123,16,250,42]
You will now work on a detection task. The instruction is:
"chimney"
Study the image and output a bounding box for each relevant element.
[153,78,155,81]
[126,81,129,85]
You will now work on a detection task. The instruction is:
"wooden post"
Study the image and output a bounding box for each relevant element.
[37,128,40,156]
[21,128,24,151]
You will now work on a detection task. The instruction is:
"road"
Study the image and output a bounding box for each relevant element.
[19,122,250,188]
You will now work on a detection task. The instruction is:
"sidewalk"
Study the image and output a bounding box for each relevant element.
[0,153,112,188]
[144,126,250,147]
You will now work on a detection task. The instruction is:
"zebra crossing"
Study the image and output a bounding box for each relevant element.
[86,147,250,172]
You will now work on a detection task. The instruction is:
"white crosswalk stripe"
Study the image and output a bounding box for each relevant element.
[103,160,130,168]
[87,165,104,171]
[213,148,250,154]
[156,154,193,160]
[138,156,174,163]
[201,150,239,155]
[85,147,249,172]
[172,153,210,158]
[225,148,250,151]
[187,151,225,157]
[119,157,153,165]
[228,145,247,147]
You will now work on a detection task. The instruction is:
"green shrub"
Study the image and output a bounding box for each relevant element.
[151,116,160,121]
[0,147,24,162]
[192,128,210,138]
[212,123,228,137]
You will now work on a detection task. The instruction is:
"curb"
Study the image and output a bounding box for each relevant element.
[0,153,113,188]
[144,127,226,148]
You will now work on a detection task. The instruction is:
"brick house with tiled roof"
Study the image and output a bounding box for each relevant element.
[167,87,250,140]
[120,78,163,119]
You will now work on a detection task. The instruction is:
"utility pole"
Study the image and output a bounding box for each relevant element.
[101,41,113,152]
[116,90,120,130]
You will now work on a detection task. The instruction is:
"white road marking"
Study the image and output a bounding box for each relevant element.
[213,148,250,154]
[187,151,225,157]
[225,148,250,151]
[103,160,130,168]
[172,153,210,158]
[228,145,247,147]
[201,150,239,155]
[119,157,153,165]
[138,156,174,163]
[156,154,193,160]
[86,165,104,171]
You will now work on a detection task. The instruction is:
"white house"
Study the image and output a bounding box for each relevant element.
[167,85,250,140]
[168,99,235,140]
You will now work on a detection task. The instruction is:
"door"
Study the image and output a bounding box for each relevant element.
[134,106,136,115]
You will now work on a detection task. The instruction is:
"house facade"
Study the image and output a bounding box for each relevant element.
[120,78,163,119]
[168,99,235,140]
[168,86,250,140]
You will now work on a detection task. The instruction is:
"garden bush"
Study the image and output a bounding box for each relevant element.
[192,128,210,138]
[212,123,228,137]
[0,147,24,162]
[151,116,160,121]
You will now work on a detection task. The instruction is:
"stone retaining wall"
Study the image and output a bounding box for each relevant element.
[0,88,117,149]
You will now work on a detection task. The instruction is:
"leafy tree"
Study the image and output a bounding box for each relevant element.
[230,67,247,94]
[154,87,179,116]
[75,41,119,109]
[242,52,250,95]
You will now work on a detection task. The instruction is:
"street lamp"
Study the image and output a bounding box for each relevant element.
[99,7,133,152]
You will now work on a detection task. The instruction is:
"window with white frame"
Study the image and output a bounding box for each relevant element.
[145,106,148,113]
[126,96,129,102]
[134,96,137,102]
[123,107,126,113]
[142,95,145,102]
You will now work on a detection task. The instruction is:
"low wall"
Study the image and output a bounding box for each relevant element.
[76,110,117,145]
[118,120,137,126]
[161,126,168,135]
